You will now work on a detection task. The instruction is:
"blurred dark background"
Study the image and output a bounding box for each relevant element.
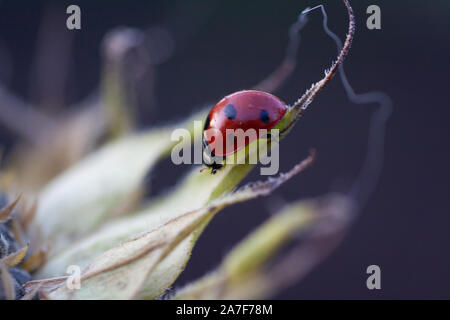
[0,0,448,299]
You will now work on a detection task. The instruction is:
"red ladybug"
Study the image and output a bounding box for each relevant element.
[203,90,287,173]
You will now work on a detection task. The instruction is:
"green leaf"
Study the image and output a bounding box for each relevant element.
[37,156,313,299]
[30,110,206,256]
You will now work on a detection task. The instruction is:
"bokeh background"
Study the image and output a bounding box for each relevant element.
[0,0,448,299]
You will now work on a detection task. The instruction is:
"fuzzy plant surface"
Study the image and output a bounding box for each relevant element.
[0,195,32,299]
[0,0,364,300]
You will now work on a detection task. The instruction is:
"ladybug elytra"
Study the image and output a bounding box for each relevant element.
[203,90,287,173]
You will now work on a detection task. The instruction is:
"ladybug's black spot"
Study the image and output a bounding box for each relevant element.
[260,109,270,124]
[224,104,237,120]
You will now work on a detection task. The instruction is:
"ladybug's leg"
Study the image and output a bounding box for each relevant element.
[210,163,223,175]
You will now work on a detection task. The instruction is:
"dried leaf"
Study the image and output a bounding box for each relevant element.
[20,281,43,300]
[22,249,47,273]
[0,195,20,223]
[24,276,67,297]
[0,244,29,268]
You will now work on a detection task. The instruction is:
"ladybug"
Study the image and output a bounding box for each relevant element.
[203,90,287,173]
